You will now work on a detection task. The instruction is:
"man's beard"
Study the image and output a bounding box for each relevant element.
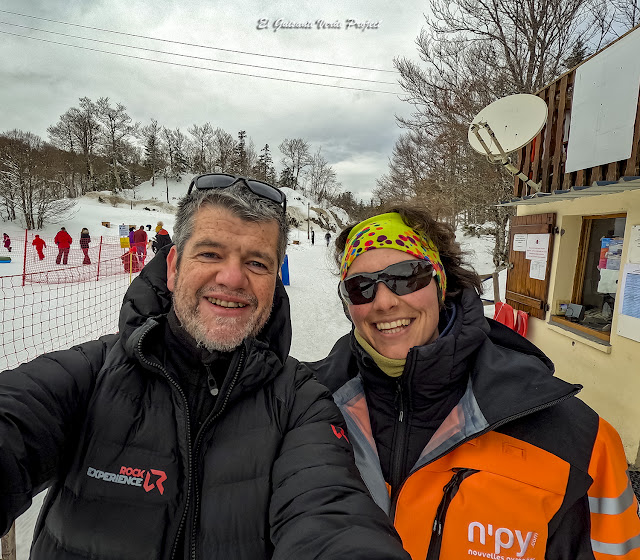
[172,278,273,353]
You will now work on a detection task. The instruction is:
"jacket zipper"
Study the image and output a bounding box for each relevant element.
[390,379,409,497]
[390,389,580,519]
[189,348,245,560]
[134,330,193,560]
[425,468,478,560]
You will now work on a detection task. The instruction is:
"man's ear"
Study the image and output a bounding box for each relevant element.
[167,245,178,292]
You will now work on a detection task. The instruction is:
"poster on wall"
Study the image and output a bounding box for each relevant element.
[629,225,640,264]
[525,233,550,260]
[617,263,640,343]
[513,234,527,252]
[529,259,547,281]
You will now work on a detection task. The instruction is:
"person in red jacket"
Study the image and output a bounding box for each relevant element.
[133,225,148,263]
[32,235,47,260]
[54,227,72,265]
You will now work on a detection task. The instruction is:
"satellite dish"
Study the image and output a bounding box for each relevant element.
[468,94,548,192]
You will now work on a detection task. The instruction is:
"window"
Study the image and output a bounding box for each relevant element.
[559,214,627,340]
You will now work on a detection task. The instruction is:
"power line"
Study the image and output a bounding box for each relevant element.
[0,9,397,74]
[0,20,398,85]
[0,30,401,95]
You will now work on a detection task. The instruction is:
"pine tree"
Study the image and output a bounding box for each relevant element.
[232,130,248,175]
[253,144,273,181]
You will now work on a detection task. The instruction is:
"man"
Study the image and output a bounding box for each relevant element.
[32,234,46,260]
[54,226,72,264]
[0,175,410,560]
[133,225,148,262]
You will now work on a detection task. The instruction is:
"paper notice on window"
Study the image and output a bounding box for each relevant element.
[597,268,620,293]
[513,234,527,252]
[529,259,547,281]
[526,233,550,260]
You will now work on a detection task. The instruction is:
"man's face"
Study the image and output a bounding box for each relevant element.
[167,205,280,352]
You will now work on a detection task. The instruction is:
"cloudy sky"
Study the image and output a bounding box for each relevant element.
[0,0,429,200]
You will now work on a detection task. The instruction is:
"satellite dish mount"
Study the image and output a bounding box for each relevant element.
[468,94,549,193]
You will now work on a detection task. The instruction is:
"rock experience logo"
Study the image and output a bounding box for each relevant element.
[87,465,167,495]
[467,521,539,559]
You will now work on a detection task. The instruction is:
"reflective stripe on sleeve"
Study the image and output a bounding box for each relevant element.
[589,477,636,515]
[591,531,640,555]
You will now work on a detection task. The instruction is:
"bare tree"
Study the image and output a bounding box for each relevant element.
[188,123,214,174]
[0,130,75,229]
[95,97,137,192]
[388,0,620,265]
[48,97,100,194]
[611,0,640,28]
[279,138,312,190]
[212,128,235,172]
[304,149,339,202]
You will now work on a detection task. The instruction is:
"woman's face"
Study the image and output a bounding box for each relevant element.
[346,248,440,360]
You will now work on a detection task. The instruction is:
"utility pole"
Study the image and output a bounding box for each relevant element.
[307,202,310,240]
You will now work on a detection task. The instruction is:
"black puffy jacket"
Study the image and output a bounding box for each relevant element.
[0,246,409,560]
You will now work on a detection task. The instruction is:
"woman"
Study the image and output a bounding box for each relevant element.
[152,225,172,253]
[305,206,639,559]
[80,227,91,264]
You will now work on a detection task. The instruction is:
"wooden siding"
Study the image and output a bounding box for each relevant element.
[513,55,640,196]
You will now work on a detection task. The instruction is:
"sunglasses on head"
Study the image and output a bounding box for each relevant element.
[339,260,436,305]
[187,173,287,213]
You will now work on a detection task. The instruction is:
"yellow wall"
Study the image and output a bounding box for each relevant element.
[517,189,640,465]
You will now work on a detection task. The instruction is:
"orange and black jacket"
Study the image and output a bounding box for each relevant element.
[307,288,640,559]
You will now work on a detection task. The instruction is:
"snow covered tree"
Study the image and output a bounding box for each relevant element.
[253,144,276,183]
[141,119,164,187]
[95,97,137,192]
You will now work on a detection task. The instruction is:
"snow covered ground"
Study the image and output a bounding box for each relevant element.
[1,181,503,557]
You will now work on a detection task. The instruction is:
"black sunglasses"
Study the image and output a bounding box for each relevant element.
[339,260,435,305]
[187,173,287,213]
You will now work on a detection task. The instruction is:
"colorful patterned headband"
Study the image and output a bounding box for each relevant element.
[339,212,447,299]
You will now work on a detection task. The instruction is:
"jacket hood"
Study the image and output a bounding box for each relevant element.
[118,245,292,367]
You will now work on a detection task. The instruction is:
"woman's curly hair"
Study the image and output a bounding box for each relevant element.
[334,204,483,301]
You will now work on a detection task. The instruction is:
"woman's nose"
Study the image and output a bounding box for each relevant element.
[372,282,399,310]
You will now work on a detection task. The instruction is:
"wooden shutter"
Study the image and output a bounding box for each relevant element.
[505,213,556,320]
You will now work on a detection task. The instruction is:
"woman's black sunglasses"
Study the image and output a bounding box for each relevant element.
[187,173,287,213]
[339,260,435,305]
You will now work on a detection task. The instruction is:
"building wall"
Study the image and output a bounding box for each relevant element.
[517,189,640,465]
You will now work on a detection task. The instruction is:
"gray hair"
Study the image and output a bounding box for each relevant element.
[173,183,288,266]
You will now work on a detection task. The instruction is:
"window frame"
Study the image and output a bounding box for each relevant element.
[566,212,627,341]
